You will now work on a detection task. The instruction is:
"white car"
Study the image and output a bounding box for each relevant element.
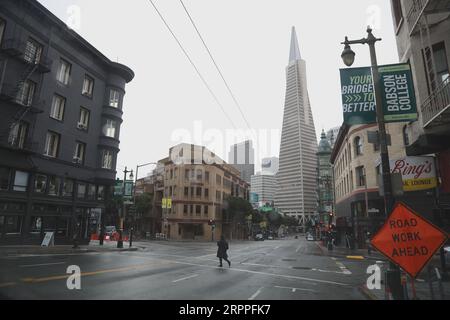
[307,234,315,241]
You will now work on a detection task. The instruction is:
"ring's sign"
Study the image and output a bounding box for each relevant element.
[340,63,418,125]
[371,202,448,278]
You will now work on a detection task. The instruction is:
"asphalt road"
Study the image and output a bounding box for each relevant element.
[0,237,376,300]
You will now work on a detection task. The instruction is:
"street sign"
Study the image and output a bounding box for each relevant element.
[340,63,418,125]
[379,63,418,123]
[340,67,376,125]
[162,198,167,209]
[41,232,54,247]
[371,202,448,278]
[162,198,172,209]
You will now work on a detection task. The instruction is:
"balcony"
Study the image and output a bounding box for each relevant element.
[422,77,450,128]
[0,39,53,73]
[406,0,450,35]
[0,83,43,112]
[0,135,38,153]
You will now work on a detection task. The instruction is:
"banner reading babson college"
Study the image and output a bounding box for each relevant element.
[340,63,418,125]
[379,63,418,123]
[340,67,376,125]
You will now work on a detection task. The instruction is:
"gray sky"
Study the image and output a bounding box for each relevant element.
[38,0,399,177]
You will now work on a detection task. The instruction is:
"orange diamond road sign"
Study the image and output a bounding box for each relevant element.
[371,202,448,278]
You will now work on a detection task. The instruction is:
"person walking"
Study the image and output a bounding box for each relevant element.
[217,235,231,268]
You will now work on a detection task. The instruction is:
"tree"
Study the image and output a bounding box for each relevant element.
[135,193,153,216]
[224,197,254,238]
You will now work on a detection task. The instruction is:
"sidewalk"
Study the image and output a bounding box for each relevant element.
[0,240,141,256]
[316,240,387,261]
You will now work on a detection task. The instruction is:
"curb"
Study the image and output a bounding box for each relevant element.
[0,247,140,256]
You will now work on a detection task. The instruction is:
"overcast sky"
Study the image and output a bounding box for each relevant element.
[38,0,399,177]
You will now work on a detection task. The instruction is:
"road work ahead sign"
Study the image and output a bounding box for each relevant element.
[371,202,448,278]
[340,63,418,125]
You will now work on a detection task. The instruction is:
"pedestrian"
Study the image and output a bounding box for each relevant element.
[217,235,231,268]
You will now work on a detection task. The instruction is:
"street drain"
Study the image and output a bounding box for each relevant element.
[292,267,311,270]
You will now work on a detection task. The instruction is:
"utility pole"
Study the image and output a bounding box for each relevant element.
[341,27,404,300]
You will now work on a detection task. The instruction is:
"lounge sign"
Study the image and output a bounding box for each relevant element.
[390,156,437,192]
[340,63,418,125]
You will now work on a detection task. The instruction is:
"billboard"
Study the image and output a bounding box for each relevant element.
[389,156,438,192]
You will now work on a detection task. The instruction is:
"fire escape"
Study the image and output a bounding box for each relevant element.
[0,38,52,151]
[406,0,450,128]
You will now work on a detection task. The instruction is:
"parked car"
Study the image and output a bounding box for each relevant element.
[104,226,117,237]
[268,235,274,240]
[254,233,264,241]
[307,234,315,241]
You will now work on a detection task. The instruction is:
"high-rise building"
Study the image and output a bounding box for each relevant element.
[251,173,277,207]
[261,157,279,176]
[275,27,318,226]
[228,140,255,183]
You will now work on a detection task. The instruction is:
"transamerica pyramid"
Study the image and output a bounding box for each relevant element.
[275,27,318,228]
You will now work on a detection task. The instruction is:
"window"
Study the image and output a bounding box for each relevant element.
[1,215,23,234]
[204,205,209,216]
[87,184,96,200]
[392,0,403,29]
[433,42,449,85]
[97,185,105,200]
[205,171,210,183]
[204,188,209,199]
[216,174,222,185]
[77,183,86,199]
[190,187,194,198]
[78,108,90,130]
[216,191,221,201]
[403,125,410,146]
[196,205,201,216]
[0,167,11,191]
[44,131,60,158]
[0,18,5,45]
[170,169,173,179]
[48,176,61,196]
[354,136,363,156]
[82,75,94,97]
[34,174,47,193]
[196,187,202,197]
[24,38,42,64]
[190,204,194,216]
[101,150,113,169]
[184,187,189,197]
[62,179,74,197]
[50,95,65,121]
[109,89,120,108]
[57,59,71,85]
[104,119,117,138]
[29,216,42,233]
[74,142,86,164]
[13,171,28,192]
[183,205,188,216]
[8,121,28,149]
[356,166,366,187]
[16,80,35,106]
[196,169,202,181]
[185,169,190,181]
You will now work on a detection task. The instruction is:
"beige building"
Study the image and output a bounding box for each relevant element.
[138,144,250,241]
[330,123,408,246]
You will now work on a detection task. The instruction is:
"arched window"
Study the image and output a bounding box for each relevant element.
[354,136,363,156]
[403,125,410,146]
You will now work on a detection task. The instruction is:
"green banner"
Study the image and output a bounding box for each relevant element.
[340,67,376,125]
[379,63,418,123]
[340,63,418,125]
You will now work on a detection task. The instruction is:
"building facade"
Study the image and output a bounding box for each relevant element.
[261,157,279,176]
[316,130,334,226]
[275,27,318,226]
[391,0,450,231]
[250,174,277,207]
[148,144,250,241]
[228,140,255,184]
[0,0,134,244]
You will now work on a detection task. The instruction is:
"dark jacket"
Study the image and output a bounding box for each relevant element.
[217,239,229,259]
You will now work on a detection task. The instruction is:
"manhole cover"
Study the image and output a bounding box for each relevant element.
[292,267,311,270]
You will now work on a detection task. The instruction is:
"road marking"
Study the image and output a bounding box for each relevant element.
[248,287,263,300]
[275,286,316,293]
[19,262,66,268]
[0,282,16,288]
[172,274,199,283]
[336,261,352,275]
[295,245,302,253]
[346,256,365,260]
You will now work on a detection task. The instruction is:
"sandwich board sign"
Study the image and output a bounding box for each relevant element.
[371,202,448,278]
[41,232,55,247]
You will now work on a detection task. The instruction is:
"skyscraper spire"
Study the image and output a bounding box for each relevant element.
[289,26,301,63]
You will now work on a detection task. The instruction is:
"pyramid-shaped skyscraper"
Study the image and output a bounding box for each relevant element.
[275,27,318,227]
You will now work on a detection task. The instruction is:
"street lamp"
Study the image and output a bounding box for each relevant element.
[340,26,403,300]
